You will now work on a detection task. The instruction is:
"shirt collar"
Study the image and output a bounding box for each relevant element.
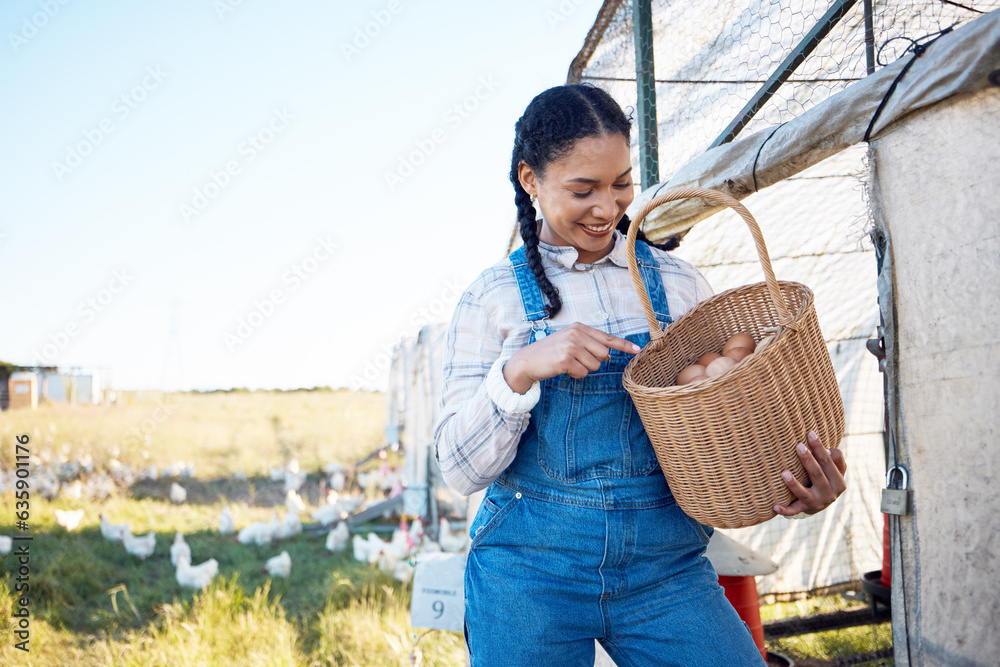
[537,230,633,271]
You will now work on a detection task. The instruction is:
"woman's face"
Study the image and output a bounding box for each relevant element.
[519,133,634,265]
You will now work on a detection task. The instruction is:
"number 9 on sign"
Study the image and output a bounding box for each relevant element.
[432,600,445,619]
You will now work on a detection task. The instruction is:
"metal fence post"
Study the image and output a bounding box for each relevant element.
[632,0,659,189]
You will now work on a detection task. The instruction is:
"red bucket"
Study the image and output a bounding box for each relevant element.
[719,575,766,662]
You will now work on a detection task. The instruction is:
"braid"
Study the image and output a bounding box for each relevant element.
[512,155,563,318]
[615,215,681,251]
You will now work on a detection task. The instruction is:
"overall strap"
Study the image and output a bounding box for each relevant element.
[632,241,673,327]
[508,246,548,322]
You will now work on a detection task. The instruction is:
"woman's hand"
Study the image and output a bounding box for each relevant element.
[773,430,847,516]
[502,323,641,394]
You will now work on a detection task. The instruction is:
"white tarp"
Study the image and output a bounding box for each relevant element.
[870,85,1000,666]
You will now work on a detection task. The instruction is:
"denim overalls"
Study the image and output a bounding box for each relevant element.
[464,243,764,666]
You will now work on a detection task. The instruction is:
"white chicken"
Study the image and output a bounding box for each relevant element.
[310,503,345,527]
[283,468,307,494]
[100,514,128,542]
[175,554,218,589]
[219,506,235,535]
[437,518,467,553]
[0,535,11,555]
[393,559,415,583]
[264,551,291,578]
[170,482,187,504]
[121,528,157,560]
[275,511,302,540]
[325,522,350,552]
[54,508,85,531]
[170,532,191,567]
[236,518,274,546]
[328,469,346,493]
[285,489,306,514]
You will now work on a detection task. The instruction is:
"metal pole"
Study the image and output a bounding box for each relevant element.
[864,0,876,75]
[632,0,659,189]
[709,0,859,148]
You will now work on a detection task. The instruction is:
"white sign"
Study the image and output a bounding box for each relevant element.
[410,552,466,632]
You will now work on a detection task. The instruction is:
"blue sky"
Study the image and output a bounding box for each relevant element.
[0,0,606,391]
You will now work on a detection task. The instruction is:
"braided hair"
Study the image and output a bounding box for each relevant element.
[510,84,679,318]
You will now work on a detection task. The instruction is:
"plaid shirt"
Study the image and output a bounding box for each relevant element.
[433,230,714,496]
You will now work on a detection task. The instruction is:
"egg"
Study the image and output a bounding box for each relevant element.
[724,346,754,362]
[706,356,738,377]
[688,374,710,383]
[722,333,756,355]
[698,352,723,367]
[675,364,707,385]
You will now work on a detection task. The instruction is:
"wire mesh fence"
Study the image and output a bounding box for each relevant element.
[573,0,1000,182]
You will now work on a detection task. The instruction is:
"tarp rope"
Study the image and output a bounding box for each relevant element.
[864,26,956,142]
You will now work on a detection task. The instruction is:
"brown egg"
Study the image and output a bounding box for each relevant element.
[722,333,756,355]
[706,356,738,377]
[688,375,710,383]
[676,364,707,385]
[724,347,754,362]
[698,352,723,367]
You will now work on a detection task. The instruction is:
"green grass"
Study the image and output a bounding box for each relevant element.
[761,595,893,664]
[0,391,466,666]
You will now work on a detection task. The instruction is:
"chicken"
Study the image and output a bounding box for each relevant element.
[264,551,291,578]
[393,559,415,583]
[325,522,350,552]
[0,535,11,555]
[121,528,157,560]
[236,517,275,546]
[437,518,467,553]
[353,532,390,563]
[284,468,307,494]
[219,506,235,535]
[285,489,306,514]
[274,511,301,540]
[54,508,84,531]
[171,532,191,567]
[175,554,218,589]
[170,482,187,504]
[100,514,128,542]
[310,503,346,527]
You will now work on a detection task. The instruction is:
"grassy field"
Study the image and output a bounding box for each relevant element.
[0,390,890,666]
[0,390,467,666]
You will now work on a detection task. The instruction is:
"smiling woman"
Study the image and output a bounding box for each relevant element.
[433,83,846,667]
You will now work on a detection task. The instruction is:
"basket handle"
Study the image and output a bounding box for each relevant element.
[625,187,797,341]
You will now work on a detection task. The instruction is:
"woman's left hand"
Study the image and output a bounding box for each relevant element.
[773,430,847,517]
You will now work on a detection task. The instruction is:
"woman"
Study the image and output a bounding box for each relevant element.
[433,84,846,666]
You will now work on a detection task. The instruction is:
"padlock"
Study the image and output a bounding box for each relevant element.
[880,465,910,515]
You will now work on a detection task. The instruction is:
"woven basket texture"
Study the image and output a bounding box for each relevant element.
[622,188,845,529]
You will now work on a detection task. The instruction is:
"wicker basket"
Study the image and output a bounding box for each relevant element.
[622,187,845,529]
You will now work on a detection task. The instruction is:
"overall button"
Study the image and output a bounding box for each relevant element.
[515,492,522,499]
